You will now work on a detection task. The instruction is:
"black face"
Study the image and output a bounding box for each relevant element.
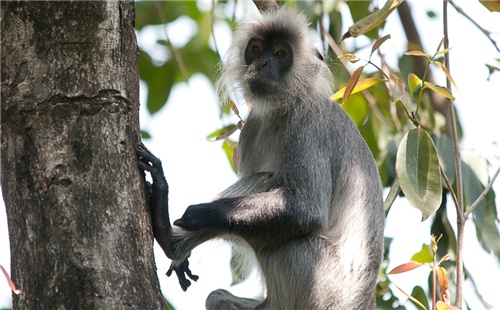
[244,37,293,96]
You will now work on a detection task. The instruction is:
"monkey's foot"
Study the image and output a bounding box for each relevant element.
[167,259,199,291]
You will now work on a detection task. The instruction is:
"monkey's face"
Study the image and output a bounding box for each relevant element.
[243,37,294,97]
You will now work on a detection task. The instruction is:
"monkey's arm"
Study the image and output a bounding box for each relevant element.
[136,144,198,291]
[175,176,330,245]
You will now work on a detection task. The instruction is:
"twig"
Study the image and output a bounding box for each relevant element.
[378,44,401,131]
[464,166,500,218]
[155,0,189,82]
[323,31,388,125]
[397,2,453,138]
[449,0,500,53]
[443,2,464,308]
[211,0,220,59]
[440,164,459,210]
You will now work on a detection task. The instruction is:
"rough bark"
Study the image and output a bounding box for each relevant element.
[1,1,168,309]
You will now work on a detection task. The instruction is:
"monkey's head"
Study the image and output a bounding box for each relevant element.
[217,7,333,112]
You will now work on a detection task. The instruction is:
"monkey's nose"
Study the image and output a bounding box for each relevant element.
[261,61,267,68]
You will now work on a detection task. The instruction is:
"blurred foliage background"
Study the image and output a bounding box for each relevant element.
[134,1,500,309]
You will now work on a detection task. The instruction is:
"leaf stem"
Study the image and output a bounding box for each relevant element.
[397,100,412,120]
[367,60,390,80]
[415,60,431,118]
[323,31,388,125]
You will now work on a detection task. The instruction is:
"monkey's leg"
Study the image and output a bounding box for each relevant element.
[206,289,262,310]
[136,143,199,291]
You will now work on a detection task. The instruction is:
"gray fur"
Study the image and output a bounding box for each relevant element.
[171,7,384,310]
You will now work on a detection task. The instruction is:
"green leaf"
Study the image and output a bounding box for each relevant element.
[437,47,452,55]
[371,34,391,56]
[462,161,500,258]
[411,244,433,263]
[462,161,487,216]
[384,178,401,217]
[384,133,405,183]
[423,82,455,101]
[140,130,151,139]
[135,1,203,31]
[388,261,423,274]
[332,78,386,102]
[139,51,176,114]
[358,111,381,160]
[479,0,500,12]
[339,92,368,126]
[344,1,379,40]
[433,61,458,91]
[486,64,500,80]
[436,36,446,54]
[342,0,403,39]
[165,299,176,310]
[342,66,364,103]
[207,125,237,140]
[222,140,237,174]
[411,286,430,310]
[396,128,442,221]
[405,51,431,58]
[230,246,250,285]
[467,153,489,187]
[432,133,456,185]
[408,73,422,96]
[395,285,428,310]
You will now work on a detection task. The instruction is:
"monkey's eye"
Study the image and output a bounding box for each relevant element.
[252,46,261,53]
[276,50,286,58]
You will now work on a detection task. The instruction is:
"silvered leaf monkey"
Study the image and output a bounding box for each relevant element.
[137,6,384,310]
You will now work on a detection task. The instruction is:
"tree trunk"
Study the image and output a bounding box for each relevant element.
[1,1,168,309]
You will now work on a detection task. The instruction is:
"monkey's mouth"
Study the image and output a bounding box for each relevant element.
[246,76,278,97]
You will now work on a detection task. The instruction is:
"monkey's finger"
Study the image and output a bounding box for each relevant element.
[136,143,149,154]
[136,145,158,163]
[166,267,191,291]
[180,259,199,281]
[166,267,173,277]
[138,161,153,172]
[185,269,199,282]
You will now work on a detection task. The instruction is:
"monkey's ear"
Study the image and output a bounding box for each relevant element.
[315,49,324,61]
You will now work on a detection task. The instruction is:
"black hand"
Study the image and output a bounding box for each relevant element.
[173,203,223,231]
[136,143,165,178]
[166,259,199,291]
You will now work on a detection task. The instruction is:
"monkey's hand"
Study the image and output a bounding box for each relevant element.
[167,258,199,291]
[173,203,223,231]
[136,143,199,290]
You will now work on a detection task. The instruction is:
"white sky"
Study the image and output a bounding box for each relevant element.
[1,1,499,309]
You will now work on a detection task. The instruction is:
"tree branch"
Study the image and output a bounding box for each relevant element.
[253,0,279,12]
[155,0,189,82]
[449,0,500,53]
[464,166,500,218]
[443,2,464,308]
